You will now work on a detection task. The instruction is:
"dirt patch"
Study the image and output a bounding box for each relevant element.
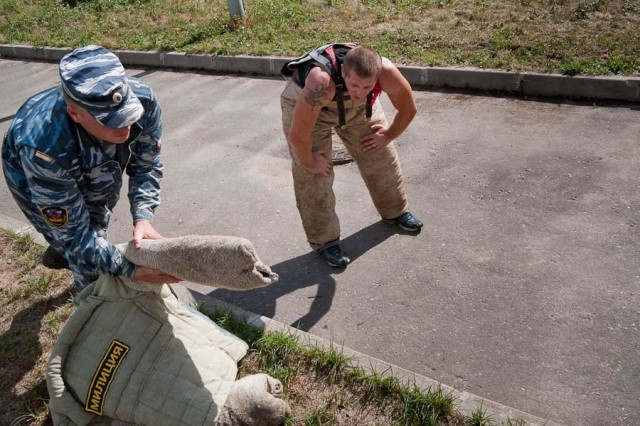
[0,230,75,425]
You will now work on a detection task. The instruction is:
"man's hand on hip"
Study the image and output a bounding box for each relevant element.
[305,149,333,176]
[360,123,391,153]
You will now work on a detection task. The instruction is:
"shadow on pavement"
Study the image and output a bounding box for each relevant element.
[208,221,402,331]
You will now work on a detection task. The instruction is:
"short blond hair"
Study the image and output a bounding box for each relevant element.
[343,46,382,79]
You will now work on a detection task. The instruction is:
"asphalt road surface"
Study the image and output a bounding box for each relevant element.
[1,57,639,425]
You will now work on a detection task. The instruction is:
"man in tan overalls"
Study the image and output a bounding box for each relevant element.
[281,43,423,267]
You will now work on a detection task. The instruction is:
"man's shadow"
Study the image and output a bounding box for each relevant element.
[209,221,418,331]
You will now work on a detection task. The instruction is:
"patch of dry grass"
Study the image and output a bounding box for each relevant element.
[0,229,75,426]
[239,351,405,425]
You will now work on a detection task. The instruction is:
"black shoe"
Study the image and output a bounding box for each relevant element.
[42,246,69,270]
[384,211,423,232]
[320,244,350,267]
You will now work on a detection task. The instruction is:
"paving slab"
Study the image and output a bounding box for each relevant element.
[1,57,639,425]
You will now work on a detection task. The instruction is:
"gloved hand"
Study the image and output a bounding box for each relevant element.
[214,374,292,426]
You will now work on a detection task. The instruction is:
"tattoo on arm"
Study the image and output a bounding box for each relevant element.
[304,83,330,106]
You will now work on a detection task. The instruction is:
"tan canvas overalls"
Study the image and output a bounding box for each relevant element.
[281,80,408,251]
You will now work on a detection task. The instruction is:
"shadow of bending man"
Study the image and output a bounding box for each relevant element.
[209,221,408,331]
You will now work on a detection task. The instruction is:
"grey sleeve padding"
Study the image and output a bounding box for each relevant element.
[46,235,288,426]
[47,274,248,425]
[119,235,279,290]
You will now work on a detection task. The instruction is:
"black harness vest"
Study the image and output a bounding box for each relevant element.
[281,43,376,127]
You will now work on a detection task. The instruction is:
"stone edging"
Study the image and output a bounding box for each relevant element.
[1,44,639,103]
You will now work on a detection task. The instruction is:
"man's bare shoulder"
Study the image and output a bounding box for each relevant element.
[379,57,410,93]
[301,67,335,107]
[306,66,334,87]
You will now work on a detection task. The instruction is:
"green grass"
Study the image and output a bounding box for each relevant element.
[0,0,638,76]
[470,402,495,426]
[7,233,57,300]
[204,307,528,425]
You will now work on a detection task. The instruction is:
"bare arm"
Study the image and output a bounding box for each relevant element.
[288,67,335,175]
[361,58,417,151]
[378,58,417,140]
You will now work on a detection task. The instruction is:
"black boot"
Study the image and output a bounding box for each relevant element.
[320,244,350,267]
[42,246,69,270]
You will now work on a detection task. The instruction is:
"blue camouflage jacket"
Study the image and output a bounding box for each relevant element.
[2,79,163,289]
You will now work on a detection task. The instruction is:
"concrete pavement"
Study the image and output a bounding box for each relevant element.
[1,53,639,425]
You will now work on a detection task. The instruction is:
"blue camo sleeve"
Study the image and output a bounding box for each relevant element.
[127,85,163,224]
[21,146,136,278]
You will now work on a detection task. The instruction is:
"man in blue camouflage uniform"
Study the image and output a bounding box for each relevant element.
[2,45,178,290]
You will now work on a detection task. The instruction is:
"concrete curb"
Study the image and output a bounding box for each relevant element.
[1,43,639,103]
[0,212,561,425]
[0,213,47,246]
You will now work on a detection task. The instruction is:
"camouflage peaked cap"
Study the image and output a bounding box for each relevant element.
[59,45,144,129]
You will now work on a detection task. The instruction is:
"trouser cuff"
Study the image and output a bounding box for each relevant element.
[309,238,340,252]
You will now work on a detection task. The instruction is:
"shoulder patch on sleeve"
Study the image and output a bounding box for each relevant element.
[40,207,68,227]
